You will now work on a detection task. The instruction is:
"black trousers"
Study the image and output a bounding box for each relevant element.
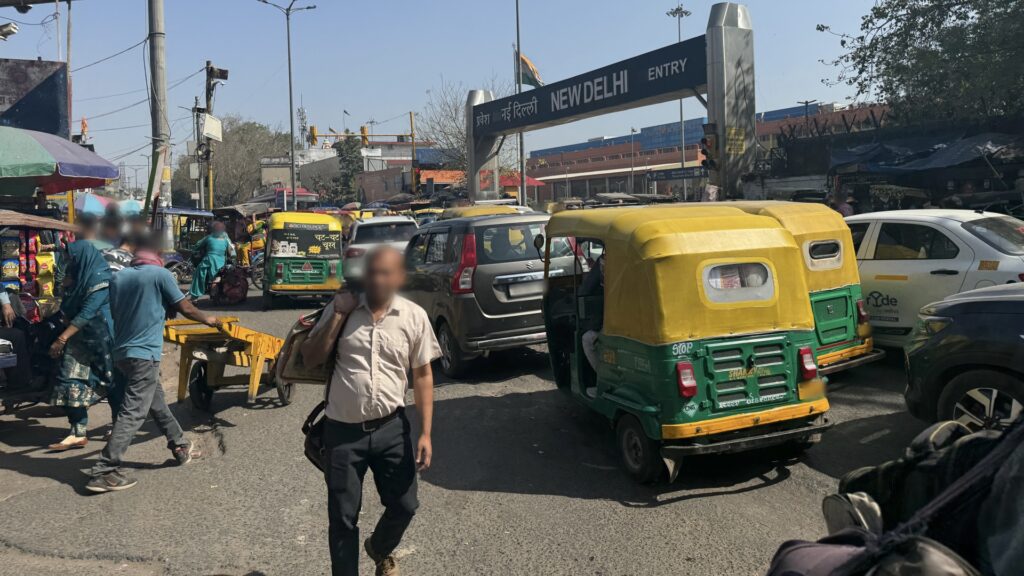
[323,410,419,576]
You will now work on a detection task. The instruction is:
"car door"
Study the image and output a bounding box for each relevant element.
[857,219,974,344]
[422,227,452,318]
[403,232,429,307]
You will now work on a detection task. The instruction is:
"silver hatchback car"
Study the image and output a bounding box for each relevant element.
[403,212,568,378]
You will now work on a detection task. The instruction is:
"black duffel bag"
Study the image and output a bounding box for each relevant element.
[765,419,1024,576]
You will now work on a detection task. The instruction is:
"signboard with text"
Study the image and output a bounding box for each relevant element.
[472,37,707,138]
[648,166,708,181]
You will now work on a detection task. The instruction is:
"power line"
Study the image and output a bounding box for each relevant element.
[0,13,58,26]
[76,70,205,102]
[80,68,203,122]
[72,37,148,73]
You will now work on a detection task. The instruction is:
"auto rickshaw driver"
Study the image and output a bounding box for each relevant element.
[579,252,604,371]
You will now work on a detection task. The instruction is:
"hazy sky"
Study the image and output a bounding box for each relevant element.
[2,0,874,169]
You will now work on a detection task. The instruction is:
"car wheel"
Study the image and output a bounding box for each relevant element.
[436,321,469,379]
[616,414,663,484]
[938,369,1024,431]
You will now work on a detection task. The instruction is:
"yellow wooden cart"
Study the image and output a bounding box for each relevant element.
[163,318,292,411]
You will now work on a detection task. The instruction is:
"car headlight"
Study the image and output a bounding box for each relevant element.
[917,316,953,336]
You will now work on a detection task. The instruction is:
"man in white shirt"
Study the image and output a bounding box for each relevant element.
[301,246,440,576]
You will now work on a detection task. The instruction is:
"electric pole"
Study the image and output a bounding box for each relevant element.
[145,0,169,215]
[205,61,229,210]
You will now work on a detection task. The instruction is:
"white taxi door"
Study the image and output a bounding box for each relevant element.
[856,219,975,346]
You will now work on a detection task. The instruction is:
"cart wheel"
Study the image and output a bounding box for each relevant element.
[616,414,663,484]
[188,362,214,412]
[275,376,295,406]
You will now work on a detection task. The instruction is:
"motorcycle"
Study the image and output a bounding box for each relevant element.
[0,295,62,414]
[208,262,249,306]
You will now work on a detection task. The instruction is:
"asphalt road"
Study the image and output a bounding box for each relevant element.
[0,293,927,576]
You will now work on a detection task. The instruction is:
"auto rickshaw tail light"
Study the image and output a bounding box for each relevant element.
[275,262,284,279]
[856,299,869,323]
[798,347,818,381]
[452,233,477,294]
[676,361,698,398]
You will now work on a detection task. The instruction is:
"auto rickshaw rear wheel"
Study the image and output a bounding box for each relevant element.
[188,362,214,412]
[616,414,663,484]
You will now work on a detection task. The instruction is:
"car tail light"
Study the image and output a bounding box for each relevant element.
[451,233,477,294]
[676,361,698,398]
[798,346,818,381]
[856,299,869,323]
[345,247,365,259]
[275,263,284,279]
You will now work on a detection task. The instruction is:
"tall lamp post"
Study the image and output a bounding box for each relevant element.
[667,2,691,200]
[629,127,637,195]
[257,0,316,211]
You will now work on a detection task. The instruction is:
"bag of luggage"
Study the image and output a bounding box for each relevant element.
[765,419,1024,576]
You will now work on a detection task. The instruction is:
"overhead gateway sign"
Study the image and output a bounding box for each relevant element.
[472,36,707,138]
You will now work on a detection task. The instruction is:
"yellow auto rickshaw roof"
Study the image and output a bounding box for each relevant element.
[268,211,342,231]
[708,201,861,292]
[440,205,519,220]
[546,205,815,344]
[414,208,444,215]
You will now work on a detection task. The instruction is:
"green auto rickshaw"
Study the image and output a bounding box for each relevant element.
[262,211,343,309]
[537,205,832,483]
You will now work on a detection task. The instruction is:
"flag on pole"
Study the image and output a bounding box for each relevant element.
[518,52,544,88]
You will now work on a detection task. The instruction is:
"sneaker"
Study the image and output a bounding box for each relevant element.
[48,435,88,451]
[364,539,399,576]
[86,471,138,493]
[171,439,194,465]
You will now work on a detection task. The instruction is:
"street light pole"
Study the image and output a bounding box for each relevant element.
[257,0,316,211]
[667,2,691,201]
[629,127,637,194]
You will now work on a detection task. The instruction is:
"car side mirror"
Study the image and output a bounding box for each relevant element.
[533,233,545,259]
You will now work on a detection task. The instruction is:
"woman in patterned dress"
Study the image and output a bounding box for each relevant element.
[47,241,115,451]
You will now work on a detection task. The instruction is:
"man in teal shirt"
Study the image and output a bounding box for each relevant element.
[87,239,220,493]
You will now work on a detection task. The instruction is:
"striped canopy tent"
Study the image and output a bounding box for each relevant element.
[0,126,119,196]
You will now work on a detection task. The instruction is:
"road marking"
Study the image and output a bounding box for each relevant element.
[860,429,890,444]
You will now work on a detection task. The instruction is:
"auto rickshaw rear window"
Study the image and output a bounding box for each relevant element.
[808,240,840,259]
[703,263,774,303]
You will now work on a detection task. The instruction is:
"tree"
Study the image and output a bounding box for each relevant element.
[420,76,520,177]
[170,115,292,207]
[329,130,363,205]
[819,0,1024,123]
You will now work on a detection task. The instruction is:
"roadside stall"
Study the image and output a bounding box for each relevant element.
[0,126,116,408]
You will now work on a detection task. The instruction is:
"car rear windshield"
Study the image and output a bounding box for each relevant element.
[962,216,1024,256]
[476,222,545,264]
[353,222,416,244]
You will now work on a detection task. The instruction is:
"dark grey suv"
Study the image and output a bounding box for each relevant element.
[403,213,557,378]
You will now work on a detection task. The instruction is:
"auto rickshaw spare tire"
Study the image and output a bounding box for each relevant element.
[188,362,214,412]
[616,414,663,484]
[436,321,471,379]
[937,369,1024,432]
